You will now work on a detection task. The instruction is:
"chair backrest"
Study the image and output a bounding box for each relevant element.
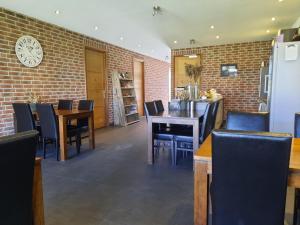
[144,102,157,120]
[295,113,300,137]
[0,130,38,225]
[36,104,58,139]
[77,100,94,128]
[211,101,220,130]
[211,130,292,225]
[58,99,73,110]
[226,111,269,132]
[154,100,164,113]
[200,103,215,142]
[12,103,36,132]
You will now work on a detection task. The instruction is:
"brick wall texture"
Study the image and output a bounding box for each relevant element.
[171,41,272,116]
[0,8,170,136]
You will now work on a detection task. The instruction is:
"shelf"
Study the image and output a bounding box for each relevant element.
[123,96,136,98]
[126,120,140,125]
[121,87,134,89]
[124,104,137,107]
[125,112,138,116]
[120,78,133,81]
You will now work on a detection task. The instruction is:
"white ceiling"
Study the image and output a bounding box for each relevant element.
[1,0,300,62]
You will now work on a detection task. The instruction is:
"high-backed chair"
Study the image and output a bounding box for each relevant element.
[226,111,269,132]
[211,101,220,130]
[154,100,164,113]
[12,103,36,132]
[0,130,38,225]
[36,104,80,160]
[144,101,175,165]
[174,103,214,165]
[58,99,73,110]
[294,113,300,225]
[211,130,292,225]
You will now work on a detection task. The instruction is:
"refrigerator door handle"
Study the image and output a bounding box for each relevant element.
[264,75,270,94]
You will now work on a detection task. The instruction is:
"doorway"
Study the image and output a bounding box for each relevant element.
[85,48,107,129]
[133,59,145,116]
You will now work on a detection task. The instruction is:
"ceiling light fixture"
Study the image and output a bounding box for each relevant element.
[216,35,220,39]
[278,0,283,2]
[210,25,215,29]
[120,36,124,41]
[173,40,178,44]
[94,26,99,31]
[266,30,270,33]
[55,10,60,15]
[272,17,276,21]
[153,5,161,16]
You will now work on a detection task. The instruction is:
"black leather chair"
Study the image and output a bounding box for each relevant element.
[294,113,300,225]
[226,111,270,132]
[12,103,36,132]
[36,104,80,160]
[211,101,220,130]
[58,99,73,110]
[174,102,214,165]
[154,100,164,113]
[211,130,292,225]
[0,130,38,225]
[144,101,175,165]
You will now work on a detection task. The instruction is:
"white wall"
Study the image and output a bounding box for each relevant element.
[292,17,300,28]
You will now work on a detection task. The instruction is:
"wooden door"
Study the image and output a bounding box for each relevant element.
[133,60,144,116]
[85,48,106,128]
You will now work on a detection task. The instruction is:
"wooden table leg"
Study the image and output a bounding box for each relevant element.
[88,112,95,149]
[33,158,44,225]
[194,160,208,225]
[147,117,154,165]
[193,120,199,152]
[58,115,67,161]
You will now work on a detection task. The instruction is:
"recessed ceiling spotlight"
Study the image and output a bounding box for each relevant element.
[278,0,283,2]
[138,44,142,48]
[266,30,270,33]
[272,17,276,21]
[173,40,178,44]
[120,36,124,41]
[210,25,215,29]
[94,26,99,31]
[216,35,220,39]
[55,10,60,15]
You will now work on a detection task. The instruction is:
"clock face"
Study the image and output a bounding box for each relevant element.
[15,35,43,67]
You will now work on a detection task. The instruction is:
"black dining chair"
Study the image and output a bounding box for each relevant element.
[154,100,164,113]
[226,111,270,132]
[58,99,73,110]
[12,103,36,132]
[144,101,176,165]
[0,130,38,225]
[211,130,292,225]
[294,113,300,225]
[174,102,215,165]
[36,104,80,160]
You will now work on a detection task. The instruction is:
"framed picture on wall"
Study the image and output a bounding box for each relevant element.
[220,64,238,77]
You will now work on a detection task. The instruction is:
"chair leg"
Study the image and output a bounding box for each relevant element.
[170,140,175,166]
[55,140,60,161]
[42,138,46,159]
[294,188,299,225]
[174,141,178,166]
[76,134,81,155]
[69,137,72,145]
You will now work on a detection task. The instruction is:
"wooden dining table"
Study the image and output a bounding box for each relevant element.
[147,110,204,164]
[55,109,95,161]
[194,134,300,225]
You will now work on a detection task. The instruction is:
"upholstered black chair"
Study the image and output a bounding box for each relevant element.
[36,104,80,160]
[144,101,176,165]
[0,130,38,225]
[211,130,292,225]
[174,102,214,165]
[154,100,164,113]
[211,101,220,130]
[12,103,36,132]
[58,99,73,110]
[226,111,270,132]
[294,113,300,225]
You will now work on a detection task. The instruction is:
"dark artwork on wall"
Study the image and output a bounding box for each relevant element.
[220,64,238,77]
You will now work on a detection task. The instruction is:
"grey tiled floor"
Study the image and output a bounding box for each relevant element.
[39,119,295,225]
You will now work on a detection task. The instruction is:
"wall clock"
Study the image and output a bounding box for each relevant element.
[15,35,43,67]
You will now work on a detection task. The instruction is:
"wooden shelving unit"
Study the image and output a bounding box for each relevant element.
[112,71,140,126]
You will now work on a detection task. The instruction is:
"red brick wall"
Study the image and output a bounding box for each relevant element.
[0,8,170,136]
[171,41,272,115]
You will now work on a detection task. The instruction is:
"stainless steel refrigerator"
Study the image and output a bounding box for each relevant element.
[269,41,300,134]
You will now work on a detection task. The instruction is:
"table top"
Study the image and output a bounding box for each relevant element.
[149,110,204,119]
[55,109,92,116]
[194,134,300,171]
